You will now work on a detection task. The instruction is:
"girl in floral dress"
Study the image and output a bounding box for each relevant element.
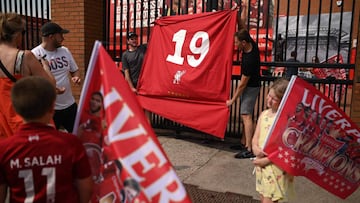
[252,78,295,202]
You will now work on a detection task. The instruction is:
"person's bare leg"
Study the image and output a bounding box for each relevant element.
[241,132,246,146]
[262,196,276,203]
[259,195,264,203]
[241,114,253,151]
[239,119,246,145]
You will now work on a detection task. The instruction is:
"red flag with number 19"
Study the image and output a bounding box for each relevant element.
[137,10,238,138]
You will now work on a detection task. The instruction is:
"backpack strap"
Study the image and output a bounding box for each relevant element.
[0,60,17,82]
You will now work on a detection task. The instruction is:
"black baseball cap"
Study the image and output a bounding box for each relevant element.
[41,22,69,36]
[127,32,138,39]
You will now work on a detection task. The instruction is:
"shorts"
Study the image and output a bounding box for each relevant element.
[53,102,77,133]
[240,86,260,115]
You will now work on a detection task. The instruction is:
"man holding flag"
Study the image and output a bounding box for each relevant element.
[122,32,147,93]
[227,28,261,159]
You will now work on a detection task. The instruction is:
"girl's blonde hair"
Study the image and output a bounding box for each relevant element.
[270,78,289,99]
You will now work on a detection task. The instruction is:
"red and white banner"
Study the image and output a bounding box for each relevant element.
[264,76,360,199]
[137,10,238,138]
[73,41,191,203]
[312,54,347,102]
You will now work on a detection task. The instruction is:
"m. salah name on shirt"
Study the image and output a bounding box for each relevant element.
[10,155,62,169]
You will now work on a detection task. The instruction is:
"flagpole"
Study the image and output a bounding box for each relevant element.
[72,41,102,134]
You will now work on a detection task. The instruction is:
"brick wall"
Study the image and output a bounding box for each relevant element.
[51,0,103,101]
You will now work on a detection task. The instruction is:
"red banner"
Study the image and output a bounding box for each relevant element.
[137,10,238,138]
[263,76,360,199]
[312,54,347,102]
[73,41,191,203]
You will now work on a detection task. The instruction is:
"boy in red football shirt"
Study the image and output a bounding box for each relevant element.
[0,76,93,203]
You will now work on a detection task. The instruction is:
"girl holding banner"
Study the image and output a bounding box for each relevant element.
[251,78,295,203]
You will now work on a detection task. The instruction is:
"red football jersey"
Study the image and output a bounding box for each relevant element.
[0,123,91,203]
[77,110,103,146]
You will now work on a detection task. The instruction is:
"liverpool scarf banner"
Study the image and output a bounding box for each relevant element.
[73,41,191,203]
[264,76,360,199]
[137,10,238,138]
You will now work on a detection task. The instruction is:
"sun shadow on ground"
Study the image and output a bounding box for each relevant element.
[154,128,243,153]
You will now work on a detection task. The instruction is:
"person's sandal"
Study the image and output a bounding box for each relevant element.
[234,150,255,159]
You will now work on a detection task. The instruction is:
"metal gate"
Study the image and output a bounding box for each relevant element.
[103,0,358,137]
[0,0,50,50]
[2,0,356,137]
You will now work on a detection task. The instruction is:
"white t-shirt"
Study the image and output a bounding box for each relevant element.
[32,45,78,110]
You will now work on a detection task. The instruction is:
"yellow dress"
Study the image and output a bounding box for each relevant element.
[255,109,295,202]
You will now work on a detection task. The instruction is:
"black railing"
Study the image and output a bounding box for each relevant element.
[103,0,358,64]
[0,0,50,50]
[2,0,356,138]
[102,0,358,137]
[150,74,353,137]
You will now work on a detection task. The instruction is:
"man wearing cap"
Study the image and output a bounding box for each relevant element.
[31,22,81,133]
[121,32,147,92]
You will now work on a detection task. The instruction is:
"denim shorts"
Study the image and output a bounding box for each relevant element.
[240,86,260,115]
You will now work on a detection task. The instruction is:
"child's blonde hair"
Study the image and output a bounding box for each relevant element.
[270,78,289,99]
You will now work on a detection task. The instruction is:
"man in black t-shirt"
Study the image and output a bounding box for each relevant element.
[122,32,147,92]
[227,29,260,159]
[121,32,152,122]
[285,51,300,79]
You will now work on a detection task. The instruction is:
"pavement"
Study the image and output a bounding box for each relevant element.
[155,128,360,203]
